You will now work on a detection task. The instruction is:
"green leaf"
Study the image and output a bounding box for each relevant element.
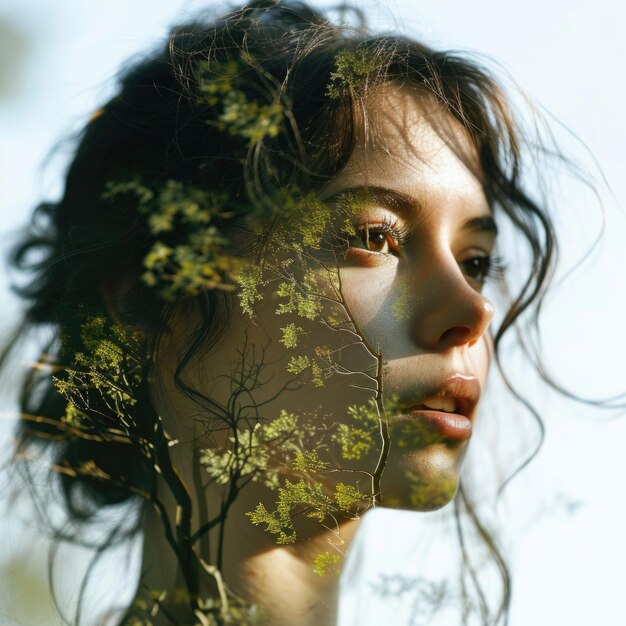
[292,450,329,473]
[334,482,364,511]
[326,48,384,99]
[280,323,304,349]
[236,264,264,315]
[286,355,310,375]
[312,551,341,577]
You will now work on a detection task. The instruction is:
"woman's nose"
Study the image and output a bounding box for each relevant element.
[409,261,495,352]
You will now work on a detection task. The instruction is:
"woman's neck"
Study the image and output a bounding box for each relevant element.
[237,518,361,626]
[135,487,361,625]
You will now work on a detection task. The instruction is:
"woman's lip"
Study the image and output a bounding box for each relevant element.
[391,374,480,442]
[392,409,472,442]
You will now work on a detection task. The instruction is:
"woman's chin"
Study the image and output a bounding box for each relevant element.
[380,445,464,511]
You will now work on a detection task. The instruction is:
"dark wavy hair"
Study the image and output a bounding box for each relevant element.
[3,1,561,623]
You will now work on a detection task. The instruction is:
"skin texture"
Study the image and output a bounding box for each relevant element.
[143,85,496,625]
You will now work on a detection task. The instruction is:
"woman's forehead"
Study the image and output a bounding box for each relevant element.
[364,84,480,166]
[321,84,487,211]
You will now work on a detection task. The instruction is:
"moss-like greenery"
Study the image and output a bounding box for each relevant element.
[103,179,240,300]
[196,58,284,144]
[332,400,380,461]
[54,312,143,431]
[312,551,342,577]
[326,47,385,99]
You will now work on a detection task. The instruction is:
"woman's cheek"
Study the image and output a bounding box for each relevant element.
[338,260,399,334]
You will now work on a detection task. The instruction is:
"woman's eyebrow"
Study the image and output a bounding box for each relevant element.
[327,186,421,215]
[463,216,498,236]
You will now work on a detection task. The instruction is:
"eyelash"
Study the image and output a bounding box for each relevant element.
[350,216,411,255]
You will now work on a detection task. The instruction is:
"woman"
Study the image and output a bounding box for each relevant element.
[5,1,558,624]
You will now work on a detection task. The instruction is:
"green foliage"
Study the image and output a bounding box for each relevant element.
[144,180,221,234]
[54,312,143,429]
[294,194,332,250]
[334,188,374,220]
[247,478,334,544]
[268,189,333,252]
[333,400,380,460]
[196,59,284,144]
[248,476,368,546]
[261,409,299,439]
[326,48,384,99]
[394,420,442,449]
[201,423,275,487]
[291,450,329,472]
[310,360,324,387]
[406,471,458,509]
[287,354,311,375]
[103,178,240,300]
[285,355,325,387]
[276,274,321,320]
[334,482,364,511]
[196,59,241,106]
[92,72,392,601]
[331,188,378,258]
[61,401,89,426]
[235,186,333,321]
[217,90,283,143]
[101,178,154,205]
[51,47,399,618]
[334,424,374,460]
[347,400,381,426]
[280,322,304,348]
[243,409,374,546]
[236,264,264,315]
[246,501,295,545]
[312,551,341,577]
[200,410,303,490]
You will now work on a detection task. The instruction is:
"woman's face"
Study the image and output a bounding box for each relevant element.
[155,85,496,514]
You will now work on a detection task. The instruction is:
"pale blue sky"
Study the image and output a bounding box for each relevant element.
[1,1,625,624]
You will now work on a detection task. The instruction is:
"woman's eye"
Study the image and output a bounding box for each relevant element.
[357,227,394,254]
[348,220,409,256]
[461,255,505,284]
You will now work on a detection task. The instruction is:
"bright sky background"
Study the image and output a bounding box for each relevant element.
[1,1,625,625]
